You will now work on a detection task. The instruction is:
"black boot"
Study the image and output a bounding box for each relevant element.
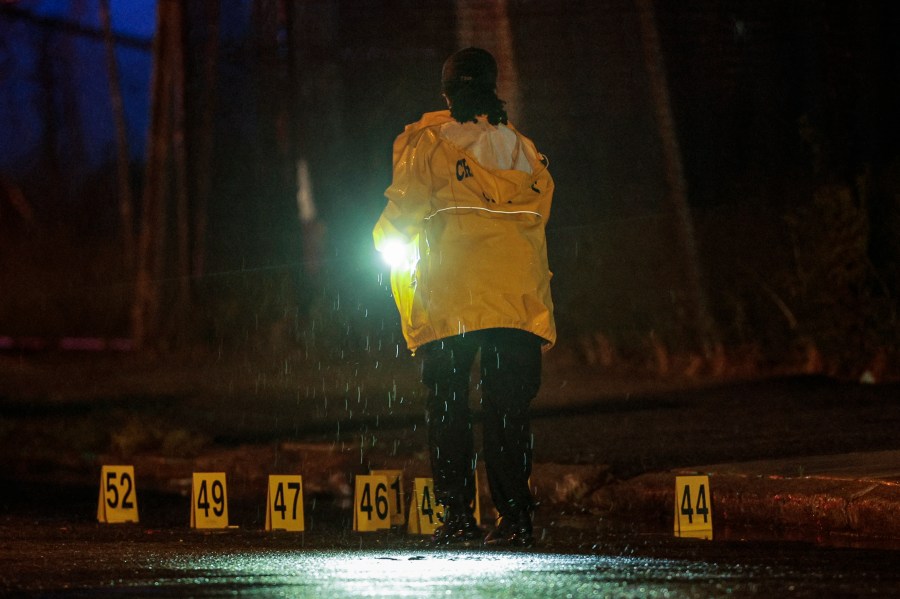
[431,506,482,545]
[484,512,534,548]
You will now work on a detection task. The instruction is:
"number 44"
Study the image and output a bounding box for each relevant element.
[680,484,709,524]
[675,475,712,534]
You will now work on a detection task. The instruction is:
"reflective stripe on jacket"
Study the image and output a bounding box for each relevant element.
[374,110,555,354]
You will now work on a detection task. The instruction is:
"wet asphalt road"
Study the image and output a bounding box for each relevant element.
[3,516,900,597]
[4,375,900,595]
[3,483,900,597]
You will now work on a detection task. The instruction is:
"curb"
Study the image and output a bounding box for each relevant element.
[589,471,900,541]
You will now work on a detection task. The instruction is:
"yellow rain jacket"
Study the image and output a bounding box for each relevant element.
[374,110,556,354]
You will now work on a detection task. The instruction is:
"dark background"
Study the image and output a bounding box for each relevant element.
[1,0,899,380]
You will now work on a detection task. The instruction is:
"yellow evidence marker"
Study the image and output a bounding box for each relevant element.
[370,469,405,526]
[97,465,139,523]
[265,475,305,532]
[353,474,392,532]
[191,472,229,529]
[407,477,445,536]
[674,475,713,539]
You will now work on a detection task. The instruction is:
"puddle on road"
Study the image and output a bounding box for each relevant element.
[151,550,608,598]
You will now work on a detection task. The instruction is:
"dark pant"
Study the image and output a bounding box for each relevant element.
[421,328,542,520]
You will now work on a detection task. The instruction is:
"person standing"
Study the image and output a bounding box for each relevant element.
[374,48,555,546]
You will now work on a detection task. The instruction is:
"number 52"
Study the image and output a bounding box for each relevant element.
[106,470,134,509]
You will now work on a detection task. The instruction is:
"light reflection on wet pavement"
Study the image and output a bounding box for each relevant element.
[4,516,900,599]
[44,547,886,598]
[128,551,606,598]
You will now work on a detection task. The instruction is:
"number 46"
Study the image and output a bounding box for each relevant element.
[360,482,389,521]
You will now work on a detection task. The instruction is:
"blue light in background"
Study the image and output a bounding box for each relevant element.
[31,0,155,35]
[0,0,156,173]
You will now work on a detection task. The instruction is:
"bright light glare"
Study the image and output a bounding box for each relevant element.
[157,550,608,597]
[380,238,414,268]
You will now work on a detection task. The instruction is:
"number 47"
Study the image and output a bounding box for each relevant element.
[274,482,302,520]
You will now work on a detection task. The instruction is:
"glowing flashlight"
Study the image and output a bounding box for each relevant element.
[379,238,416,269]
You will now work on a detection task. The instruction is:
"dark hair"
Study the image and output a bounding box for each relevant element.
[444,82,508,126]
[441,48,509,125]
